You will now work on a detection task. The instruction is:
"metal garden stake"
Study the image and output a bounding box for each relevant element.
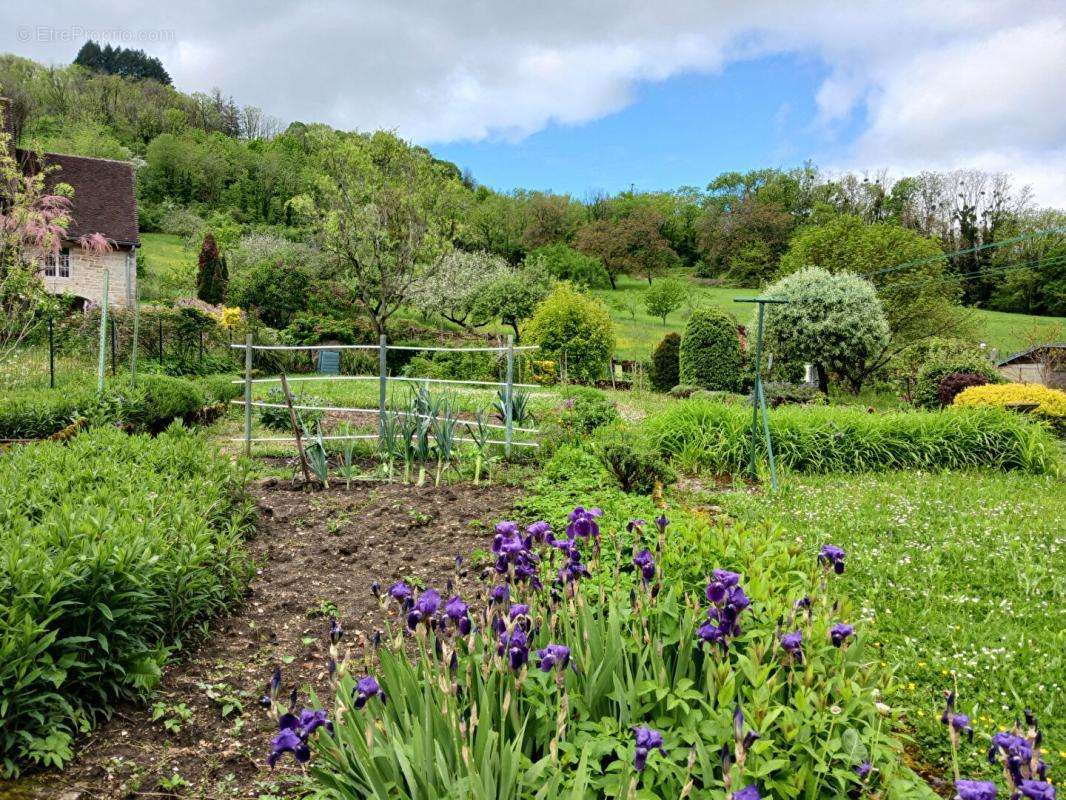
[734,296,788,491]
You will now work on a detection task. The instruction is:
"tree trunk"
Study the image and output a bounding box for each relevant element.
[816,364,829,395]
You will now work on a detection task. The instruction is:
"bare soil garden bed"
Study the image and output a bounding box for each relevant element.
[18,478,518,800]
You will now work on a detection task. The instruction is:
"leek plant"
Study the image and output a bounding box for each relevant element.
[302,421,330,488]
[430,396,459,487]
[464,409,494,485]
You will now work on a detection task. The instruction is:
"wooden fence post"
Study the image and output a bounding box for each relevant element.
[504,334,514,458]
[378,334,388,442]
[279,373,312,486]
[97,269,109,392]
[243,333,253,457]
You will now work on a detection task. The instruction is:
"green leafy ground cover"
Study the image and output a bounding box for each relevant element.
[708,470,1066,782]
[0,425,253,776]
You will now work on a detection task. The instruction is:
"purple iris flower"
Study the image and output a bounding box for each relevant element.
[733,787,761,800]
[489,584,510,605]
[626,519,647,533]
[495,521,520,537]
[566,506,602,539]
[388,581,413,606]
[952,715,974,740]
[654,514,669,534]
[535,644,571,673]
[268,726,310,767]
[988,732,1033,765]
[1018,781,1055,800]
[697,620,727,648]
[706,569,741,604]
[499,628,529,670]
[954,780,998,800]
[353,676,385,709]
[830,623,854,647]
[633,549,656,584]
[855,761,871,779]
[445,595,472,635]
[632,726,666,771]
[406,588,441,629]
[780,630,803,660]
[508,603,530,620]
[818,544,846,574]
[260,666,282,708]
[527,521,552,543]
[557,560,590,584]
[329,618,343,645]
[299,709,333,735]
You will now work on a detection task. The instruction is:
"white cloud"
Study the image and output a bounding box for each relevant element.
[2,0,1064,203]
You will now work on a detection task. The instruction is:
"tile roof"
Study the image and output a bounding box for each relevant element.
[18,149,140,248]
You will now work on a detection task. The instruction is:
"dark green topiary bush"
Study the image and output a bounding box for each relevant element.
[755,381,827,408]
[678,308,742,391]
[649,333,681,392]
[118,374,207,432]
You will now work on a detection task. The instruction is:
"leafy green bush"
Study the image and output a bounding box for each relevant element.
[0,375,207,439]
[669,384,700,399]
[645,400,1060,475]
[259,387,326,432]
[649,332,680,392]
[525,242,610,289]
[114,374,207,433]
[0,384,98,439]
[226,258,311,328]
[0,426,252,775]
[597,428,676,494]
[678,308,742,391]
[915,352,1001,409]
[197,374,243,404]
[564,386,619,433]
[525,285,615,384]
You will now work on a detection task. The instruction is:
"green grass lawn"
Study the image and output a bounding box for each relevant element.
[138,232,197,300]
[596,274,1066,362]
[705,470,1066,780]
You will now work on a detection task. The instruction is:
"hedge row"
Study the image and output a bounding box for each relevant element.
[0,373,234,440]
[645,399,1061,475]
[0,426,253,776]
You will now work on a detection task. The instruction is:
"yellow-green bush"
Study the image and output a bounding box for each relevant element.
[954,382,1066,435]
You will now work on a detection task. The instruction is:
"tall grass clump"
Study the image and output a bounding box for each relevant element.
[644,400,1060,475]
[0,425,253,776]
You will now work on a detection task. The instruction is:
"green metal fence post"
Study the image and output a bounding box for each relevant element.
[378,334,388,441]
[158,317,164,364]
[504,334,514,458]
[48,316,55,389]
[110,317,117,376]
[131,291,139,386]
[97,270,109,392]
[243,333,253,457]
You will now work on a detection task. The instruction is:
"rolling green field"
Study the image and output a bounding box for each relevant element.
[596,274,1066,361]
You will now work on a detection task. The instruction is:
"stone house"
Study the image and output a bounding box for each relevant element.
[2,97,140,309]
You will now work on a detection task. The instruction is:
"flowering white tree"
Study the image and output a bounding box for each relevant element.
[408,249,509,328]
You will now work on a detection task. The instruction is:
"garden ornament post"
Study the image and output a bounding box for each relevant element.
[734,297,788,490]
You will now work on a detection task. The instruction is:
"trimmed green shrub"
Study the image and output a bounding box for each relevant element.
[645,400,1060,475]
[669,384,700,399]
[691,389,748,404]
[525,285,615,384]
[596,428,676,494]
[0,426,252,775]
[937,372,990,408]
[649,333,681,392]
[678,308,742,391]
[197,374,243,404]
[914,352,1001,409]
[0,375,206,439]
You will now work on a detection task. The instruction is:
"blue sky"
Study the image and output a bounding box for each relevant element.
[433,54,866,196]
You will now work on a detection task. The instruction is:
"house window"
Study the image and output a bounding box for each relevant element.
[43,249,71,278]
